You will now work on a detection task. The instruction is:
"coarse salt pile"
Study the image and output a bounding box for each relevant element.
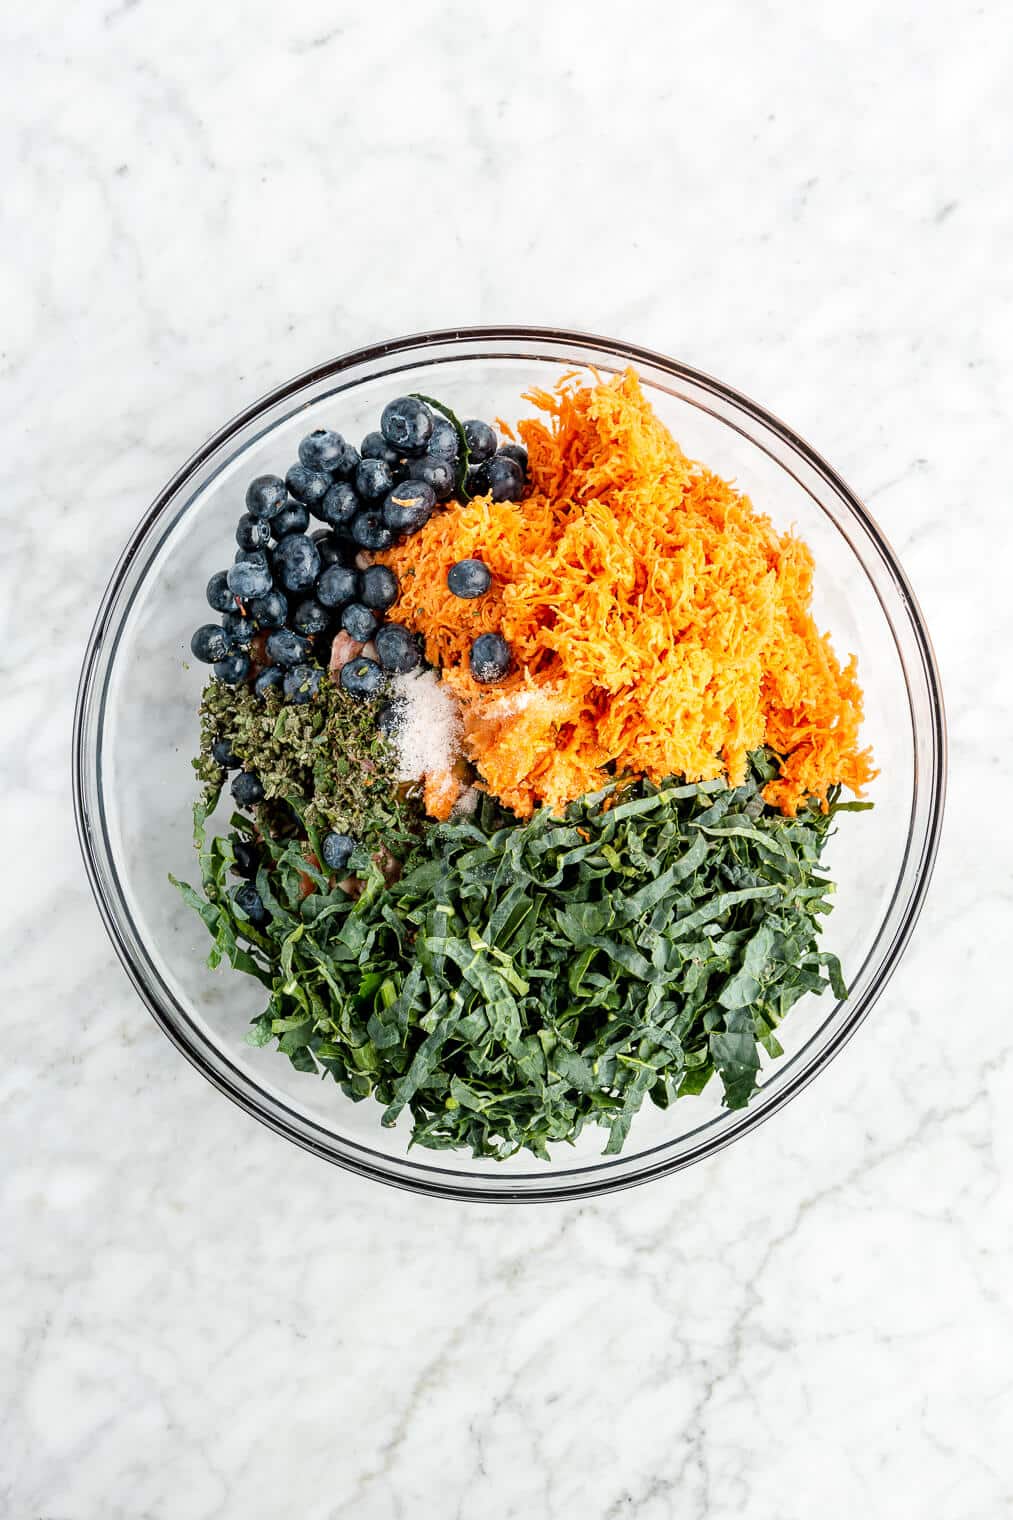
[387,669,462,820]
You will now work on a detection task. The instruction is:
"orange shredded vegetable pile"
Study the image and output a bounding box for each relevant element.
[423,768,462,822]
[380,369,875,818]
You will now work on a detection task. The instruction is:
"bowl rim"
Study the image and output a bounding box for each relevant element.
[73,324,947,1202]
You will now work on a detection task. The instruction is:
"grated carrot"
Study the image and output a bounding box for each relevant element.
[380,369,875,818]
[423,768,462,821]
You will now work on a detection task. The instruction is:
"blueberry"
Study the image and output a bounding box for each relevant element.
[320,831,356,871]
[232,838,259,878]
[235,547,264,563]
[340,657,384,698]
[350,510,393,551]
[231,770,264,806]
[356,457,394,502]
[485,454,525,503]
[298,428,347,473]
[497,442,528,471]
[292,598,330,636]
[331,441,360,480]
[191,623,232,663]
[376,698,406,737]
[427,416,459,459]
[447,558,491,599]
[359,564,398,611]
[311,529,353,568]
[271,501,310,539]
[319,481,360,528]
[375,622,422,674]
[464,419,497,464]
[317,563,359,609]
[245,475,288,520]
[469,632,511,683]
[341,602,378,642]
[381,396,433,457]
[272,533,321,593]
[254,666,284,699]
[265,628,311,667]
[214,650,251,685]
[223,609,256,645]
[248,589,288,628]
[236,513,272,551]
[465,463,490,498]
[283,664,323,704]
[207,570,237,614]
[233,881,269,926]
[360,431,403,470]
[227,554,272,601]
[382,480,435,535]
[285,463,331,506]
[409,454,456,502]
[212,737,240,769]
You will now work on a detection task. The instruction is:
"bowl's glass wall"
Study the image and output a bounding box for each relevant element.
[75,331,944,1200]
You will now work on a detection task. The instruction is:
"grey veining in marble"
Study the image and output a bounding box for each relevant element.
[3,1,1012,1516]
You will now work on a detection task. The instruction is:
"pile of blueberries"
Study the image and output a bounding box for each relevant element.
[191,396,525,915]
[190,395,525,705]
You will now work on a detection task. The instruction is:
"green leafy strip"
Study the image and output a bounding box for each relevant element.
[409,393,471,496]
[174,755,859,1160]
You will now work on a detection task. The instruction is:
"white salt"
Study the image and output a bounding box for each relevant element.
[389,669,461,782]
[482,686,554,720]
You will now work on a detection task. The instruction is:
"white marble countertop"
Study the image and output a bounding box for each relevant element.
[4,2,1011,1515]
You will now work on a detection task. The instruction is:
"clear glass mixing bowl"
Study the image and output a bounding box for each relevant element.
[74,328,946,1201]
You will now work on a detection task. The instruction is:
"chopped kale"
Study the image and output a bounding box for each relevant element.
[172,751,857,1159]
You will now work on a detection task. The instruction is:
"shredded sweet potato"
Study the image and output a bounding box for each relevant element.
[381,369,875,817]
[423,768,462,821]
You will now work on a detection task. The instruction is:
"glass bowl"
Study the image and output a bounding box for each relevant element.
[74,328,946,1202]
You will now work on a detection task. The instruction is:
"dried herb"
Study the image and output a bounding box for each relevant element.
[195,677,422,853]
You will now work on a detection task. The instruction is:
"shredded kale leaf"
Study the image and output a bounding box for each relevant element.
[409,393,471,496]
[172,750,858,1160]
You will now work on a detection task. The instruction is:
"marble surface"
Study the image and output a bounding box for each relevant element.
[4,1,1011,1515]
